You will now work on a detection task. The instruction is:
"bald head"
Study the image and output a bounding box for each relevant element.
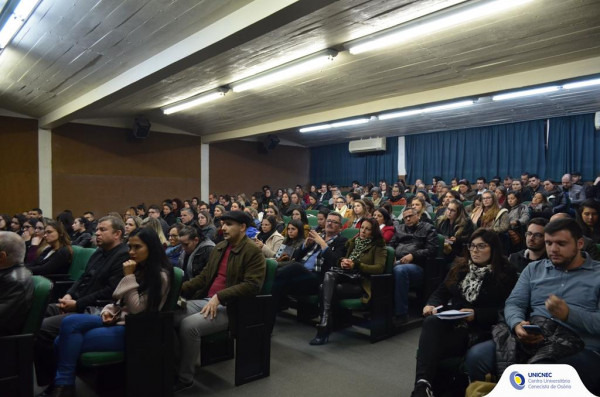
[550,212,572,222]
[0,231,26,269]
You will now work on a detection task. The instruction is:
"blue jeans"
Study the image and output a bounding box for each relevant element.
[54,314,125,386]
[393,263,423,316]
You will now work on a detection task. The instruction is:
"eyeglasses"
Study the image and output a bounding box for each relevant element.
[326,220,340,224]
[467,243,489,251]
[525,231,544,239]
[336,201,345,204]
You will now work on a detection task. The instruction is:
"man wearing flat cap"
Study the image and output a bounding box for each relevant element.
[174,211,266,392]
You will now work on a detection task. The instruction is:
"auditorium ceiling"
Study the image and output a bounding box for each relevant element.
[0,0,599,147]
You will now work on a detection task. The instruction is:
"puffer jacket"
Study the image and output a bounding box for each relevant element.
[492,316,584,378]
[390,221,438,266]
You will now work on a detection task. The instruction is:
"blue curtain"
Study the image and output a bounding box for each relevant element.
[546,114,599,181]
[405,120,547,183]
[310,137,398,185]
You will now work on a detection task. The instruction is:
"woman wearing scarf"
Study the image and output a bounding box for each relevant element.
[409,229,517,397]
[254,216,284,258]
[309,218,386,345]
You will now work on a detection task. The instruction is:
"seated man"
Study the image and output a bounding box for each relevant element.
[562,173,586,209]
[178,226,214,281]
[269,212,347,329]
[0,231,34,336]
[391,208,438,325]
[551,212,600,260]
[175,211,265,392]
[508,217,548,273]
[465,218,600,395]
[34,216,129,389]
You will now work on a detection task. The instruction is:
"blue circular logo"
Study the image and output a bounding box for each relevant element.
[510,371,526,390]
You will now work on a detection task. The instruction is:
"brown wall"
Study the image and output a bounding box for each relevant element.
[0,116,39,215]
[52,123,202,217]
[209,140,310,196]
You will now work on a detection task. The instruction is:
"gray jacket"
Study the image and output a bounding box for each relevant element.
[390,221,438,266]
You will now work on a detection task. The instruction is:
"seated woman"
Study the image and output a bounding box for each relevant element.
[140,217,168,248]
[27,220,73,275]
[333,196,349,217]
[373,208,395,243]
[387,185,407,206]
[230,201,245,211]
[504,191,530,252]
[342,199,367,230]
[254,216,284,258]
[494,186,507,207]
[528,192,553,219]
[265,204,285,233]
[46,228,172,396]
[274,219,305,262]
[290,192,306,210]
[249,198,264,222]
[282,208,310,238]
[310,218,386,345]
[415,190,435,214]
[305,192,321,211]
[10,214,27,234]
[0,213,10,231]
[409,229,517,397]
[244,206,262,229]
[436,199,474,262]
[510,179,532,201]
[197,210,216,242]
[212,204,226,243]
[124,215,142,243]
[471,191,509,234]
[27,218,50,265]
[576,199,600,243]
[458,179,477,201]
[279,191,299,216]
[71,217,93,248]
[166,223,184,267]
[402,196,433,225]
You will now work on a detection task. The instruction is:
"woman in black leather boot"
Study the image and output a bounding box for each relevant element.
[310,218,387,345]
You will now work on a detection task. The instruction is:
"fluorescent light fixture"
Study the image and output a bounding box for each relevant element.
[492,86,559,101]
[231,49,338,92]
[0,0,42,49]
[378,109,422,120]
[563,78,600,90]
[421,100,474,113]
[299,117,370,133]
[347,0,533,55]
[378,100,473,120]
[162,89,228,115]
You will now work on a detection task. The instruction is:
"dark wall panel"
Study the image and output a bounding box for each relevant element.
[52,123,202,217]
[209,140,310,196]
[0,116,39,215]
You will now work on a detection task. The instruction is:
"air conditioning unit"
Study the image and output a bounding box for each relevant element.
[349,137,386,153]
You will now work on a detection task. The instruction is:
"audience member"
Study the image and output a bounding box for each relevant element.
[174,211,265,392]
[465,218,600,395]
[162,203,177,226]
[35,216,129,389]
[550,212,600,261]
[166,223,184,267]
[436,199,474,262]
[576,199,600,243]
[387,185,407,206]
[141,217,168,247]
[505,191,530,251]
[343,199,367,230]
[71,217,93,248]
[0,213,10,231]
[373,208,395,243]
[254,216,284,258]
[275,219,305,261]
[83,211,97,233]
[494,186,507,207]
[10,214,27,234]
[310,218,386,345]
[197,210,216,242]
[508,218,548,273]
[411,229,517,397]
[180,207,196,227]
[27,220,73,275]
[390,207,438,325]
[562,173,586,208]
[123,215,142,243]
[178,226,215,281]
[458,180,476,201]
[0,231,34,336]
[47,227,172,397]
[333,196,349,217]
[148,205,170,236]
[314,208,330,233]
[528,192,553,219]
[471,191,509,234]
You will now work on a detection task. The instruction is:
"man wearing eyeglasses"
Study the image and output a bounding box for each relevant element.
[508,218,548,273]
[391,208,438,326]
[269,212,347,331]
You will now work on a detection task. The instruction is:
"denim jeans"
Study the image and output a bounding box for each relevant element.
[54,314,125,385]
[392,263,423,316]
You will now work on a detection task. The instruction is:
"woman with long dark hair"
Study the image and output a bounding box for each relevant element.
[254,215,284,258]
[373,208,395,243]
[27,220,72,275]
[409,229,517,397]
[274,219,305,261]
[576,199,600,243]
[310,218,386,345]
[46,228,172,396]
[436,199,474,261]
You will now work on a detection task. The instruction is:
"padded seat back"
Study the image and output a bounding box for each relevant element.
[261,259,277,294]
[341,228,358,240]
[22,276,53,335]
[162,267,184,312]
[69,246,95,280]
[305,210,318,216]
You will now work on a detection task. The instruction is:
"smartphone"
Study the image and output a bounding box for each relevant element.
[522,324,543,335]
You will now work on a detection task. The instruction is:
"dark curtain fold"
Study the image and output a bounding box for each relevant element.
[405,120,547,183]
[310,137,398,185]
[546,114,599,181]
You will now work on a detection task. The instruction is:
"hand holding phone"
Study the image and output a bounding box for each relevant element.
[522,324,543,335]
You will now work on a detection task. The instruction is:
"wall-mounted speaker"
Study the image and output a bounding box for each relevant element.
[258,134,280,154]
[129,117,151,141]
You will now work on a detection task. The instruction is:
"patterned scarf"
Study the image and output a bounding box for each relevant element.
[460,262,492,303]
[348,237,372,262]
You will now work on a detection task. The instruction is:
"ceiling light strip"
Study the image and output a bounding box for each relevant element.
[378,100,474,120]
[492,86,560,101]
[231,49,338,92]
[0,0,42,49]
[299,117,370,133]
[162,89,228,115]
[347,0,534,55]
[563,78,600,90]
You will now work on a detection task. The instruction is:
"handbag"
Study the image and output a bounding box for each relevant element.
[329,267,362,281]
[101,303,122,325]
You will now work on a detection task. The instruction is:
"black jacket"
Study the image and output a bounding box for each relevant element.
[71,231,93,248]
[508,249,548,274]
[178,238,215,280]
[27,246,72,275]
[390,221,438,266]
[67,243,129,312]
[0,264,34,336]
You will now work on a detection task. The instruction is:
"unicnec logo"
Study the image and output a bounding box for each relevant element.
[510,371,526,390]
